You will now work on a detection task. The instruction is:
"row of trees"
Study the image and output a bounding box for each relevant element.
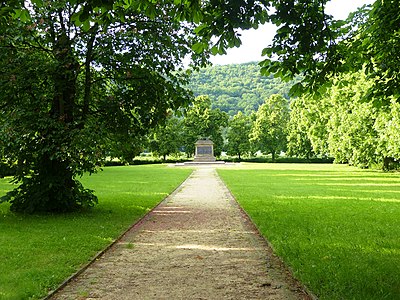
[258,2,400,169]
[148,94,290,162]
[287,71,400,170]
[152,76,400,171]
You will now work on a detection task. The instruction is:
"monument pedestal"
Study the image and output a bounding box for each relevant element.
[193,139,216,162]
[180,138,225,165]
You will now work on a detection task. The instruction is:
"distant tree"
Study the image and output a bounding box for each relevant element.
[149,115,183,161]
[374,99,400,170]
[286,97,315,159]
[240,93,262,114]
[324,72,379,167]
[183,96,228,157]
[226,112,252,160]
[108,135,147,165]
[250,94,289,161]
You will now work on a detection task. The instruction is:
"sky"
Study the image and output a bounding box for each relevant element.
[210,0,375,65]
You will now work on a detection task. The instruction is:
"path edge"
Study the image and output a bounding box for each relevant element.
[43,169,195,300]
[215,169,319,300]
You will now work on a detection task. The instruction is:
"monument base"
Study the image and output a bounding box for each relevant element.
[181,161,226,166]
[193,156,216,162]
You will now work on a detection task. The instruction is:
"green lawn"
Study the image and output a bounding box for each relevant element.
[218,163,400,300]
[0,165,192,300]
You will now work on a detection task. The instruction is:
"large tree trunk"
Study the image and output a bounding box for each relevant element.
[52,33,78,123]
[9,33,85,213]
[39,33,80,210]
[383,156,395,171]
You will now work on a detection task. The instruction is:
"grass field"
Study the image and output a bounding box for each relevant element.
[218,163,400,300]
[0,165,192,299]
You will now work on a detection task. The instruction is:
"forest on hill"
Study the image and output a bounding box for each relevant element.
[188,62,296,116]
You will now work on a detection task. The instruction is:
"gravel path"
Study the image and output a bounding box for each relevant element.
[50,167,310,300]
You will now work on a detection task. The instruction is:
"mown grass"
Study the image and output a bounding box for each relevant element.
[0,165,192,300]
[218,163,400,300]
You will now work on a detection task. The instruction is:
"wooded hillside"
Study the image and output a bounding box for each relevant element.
[188,62,295,116]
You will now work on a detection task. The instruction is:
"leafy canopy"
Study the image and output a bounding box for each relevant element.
[250,94,289,161]
[0,0,268,213]
[182,95,228,157]
[259,0,400,105]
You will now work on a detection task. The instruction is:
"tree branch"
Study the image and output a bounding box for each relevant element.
[82,24,99,121]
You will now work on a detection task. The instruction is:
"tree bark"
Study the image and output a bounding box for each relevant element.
[83,25,98,121]
[39,32,79,209]
[51,33,78,123]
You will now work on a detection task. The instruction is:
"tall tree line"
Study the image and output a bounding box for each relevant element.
[149,94,290,162]
[287,71,400,170]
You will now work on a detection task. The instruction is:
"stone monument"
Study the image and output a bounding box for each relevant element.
[193,138,216,162]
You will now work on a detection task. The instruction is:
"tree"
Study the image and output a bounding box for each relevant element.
[259,0,362,95]
[182,95,228,157]
[226,112,252,160]
[149,115,183,161]
[0,0,268,213]
[259,1,400,106]
[374,99,400,170]
[250,94,289,161]
[352,1,400,104]
[107,135,147,165]
[286,70,400,170]
[286,98,314,159]
[324,72,379,167]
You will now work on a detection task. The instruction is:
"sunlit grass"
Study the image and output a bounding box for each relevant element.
[0,165,192,299]
[218,163,400,300]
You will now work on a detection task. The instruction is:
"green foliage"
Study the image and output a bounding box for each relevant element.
[250,94,289,161]
[324,73,378,167]
[0,165,192,299]
[286,98,315,159]
[191,0,268,55]
[374,99,400,170]
[219,164,400,300]
[356,1,400,104]
[149,114,183,160]
[2,175,98,214]
[226,111,252,159]
[288,71,400,170]
[259,1,400,106]
[182,95,228,157]
[258,1,370,97]
[0,0,270,213]
[189,62,296,116]
[260,0,346,93]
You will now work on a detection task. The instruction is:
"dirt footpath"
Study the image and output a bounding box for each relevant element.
[50,167,311,300]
